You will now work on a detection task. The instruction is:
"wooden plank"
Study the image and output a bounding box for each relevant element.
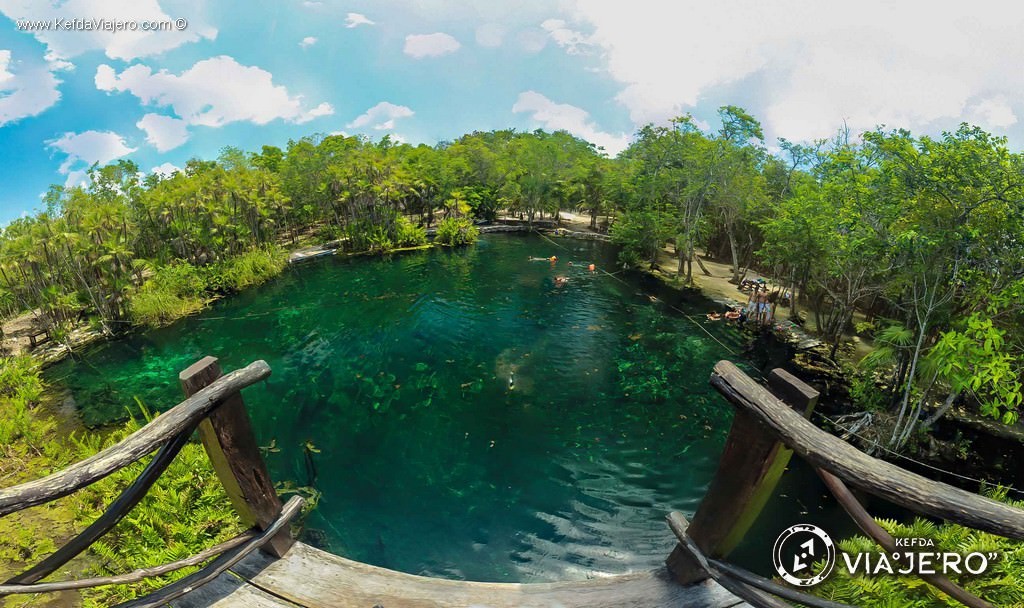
[667,512,851,608]
[710,359,1024,540]
[180,357,293,558]
[683,410,778,562]
[0,361,271,517]
[169,573,302,608]
[229,542,746,608]
[767,368,819,416]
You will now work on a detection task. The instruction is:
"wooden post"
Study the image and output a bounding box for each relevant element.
[666,365,819,585]
[180,356,293,558]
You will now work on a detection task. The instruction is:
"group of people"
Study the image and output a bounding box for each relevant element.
[530,255,596,288]
[705,307,744,323]
[706,282,778,328]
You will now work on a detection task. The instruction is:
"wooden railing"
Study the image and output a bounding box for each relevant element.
[666,360,1024,608]
[3,355,1019,607]
[0,357,304,608]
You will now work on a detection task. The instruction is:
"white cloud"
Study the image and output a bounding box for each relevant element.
[136,113,188,151]
[565,0,1024,142]
[347,102,414,130]
[404,33,460,59]
[967,96,1017,130]
[46,130,136,187]
[299,36,318,49]
[475,23,505,48]
[0,50,13,83]
[0,0,216,61]
[96,56,334,128]
[540,19,593,55]
[513,91,629,155]
[516,28,548,54]
[345,12,374,28]
[0,49,62,127]
[151,162,180,176]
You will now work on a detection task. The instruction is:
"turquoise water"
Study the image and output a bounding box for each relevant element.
[46,234,835,582]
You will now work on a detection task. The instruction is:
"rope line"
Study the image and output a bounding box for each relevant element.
[535,230,1024,498]
[813,410,1024,498]
[533,230,744,359]
[65,230,1016,499]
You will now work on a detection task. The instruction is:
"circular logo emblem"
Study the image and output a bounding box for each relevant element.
[772,524,836,586]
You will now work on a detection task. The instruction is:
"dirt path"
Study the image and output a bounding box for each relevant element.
[2,310,104,364]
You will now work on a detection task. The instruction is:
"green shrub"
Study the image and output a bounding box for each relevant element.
[815,487,1024,607]
[396,216,428,247]
[435,217,479,246]
[0,354,42,399]
[854,320,877,338]
[129,262,207,327]
[209,246,287,293]
[365,226,395,253]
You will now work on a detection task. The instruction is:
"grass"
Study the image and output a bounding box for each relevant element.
[131,246,287,328]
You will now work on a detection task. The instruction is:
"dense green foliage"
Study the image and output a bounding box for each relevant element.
[0,131,604,335]
[610,116,1024,447]
[129,246,286,326]
[0,356,243,607]
[818,489,1024,606]
[434,217,479,246]
[68,415,244,607]
[2,111,1023,446]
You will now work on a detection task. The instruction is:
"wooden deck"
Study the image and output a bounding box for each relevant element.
[170,542,750,608]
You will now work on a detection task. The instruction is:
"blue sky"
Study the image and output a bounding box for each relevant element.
[1,0,1023,224]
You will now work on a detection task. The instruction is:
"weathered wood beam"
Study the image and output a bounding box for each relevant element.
[180,357,293,557]
[0,361,271,517]
[816,468,993,608]
[710,359,1024,540]
[114,496,304,608]
[4,424,197,586]
[667,367,819,585]
[0,531,256,595]
[667,512,855,608]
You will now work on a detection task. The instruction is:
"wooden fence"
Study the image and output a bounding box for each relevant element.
[666,360,1023,608]
[0,357,304,608]
[1,356,1020,607]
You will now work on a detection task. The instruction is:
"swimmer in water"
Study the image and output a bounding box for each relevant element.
[508,370,515,390]
[554,276,568,287]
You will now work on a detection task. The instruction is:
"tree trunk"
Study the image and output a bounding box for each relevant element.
[921,391,959,432]
[727,225,742,284]
[891,323,928,447]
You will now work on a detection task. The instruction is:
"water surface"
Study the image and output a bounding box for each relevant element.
[47,234,832,581]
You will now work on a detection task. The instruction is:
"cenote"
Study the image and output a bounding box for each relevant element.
[45,234,851,582]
